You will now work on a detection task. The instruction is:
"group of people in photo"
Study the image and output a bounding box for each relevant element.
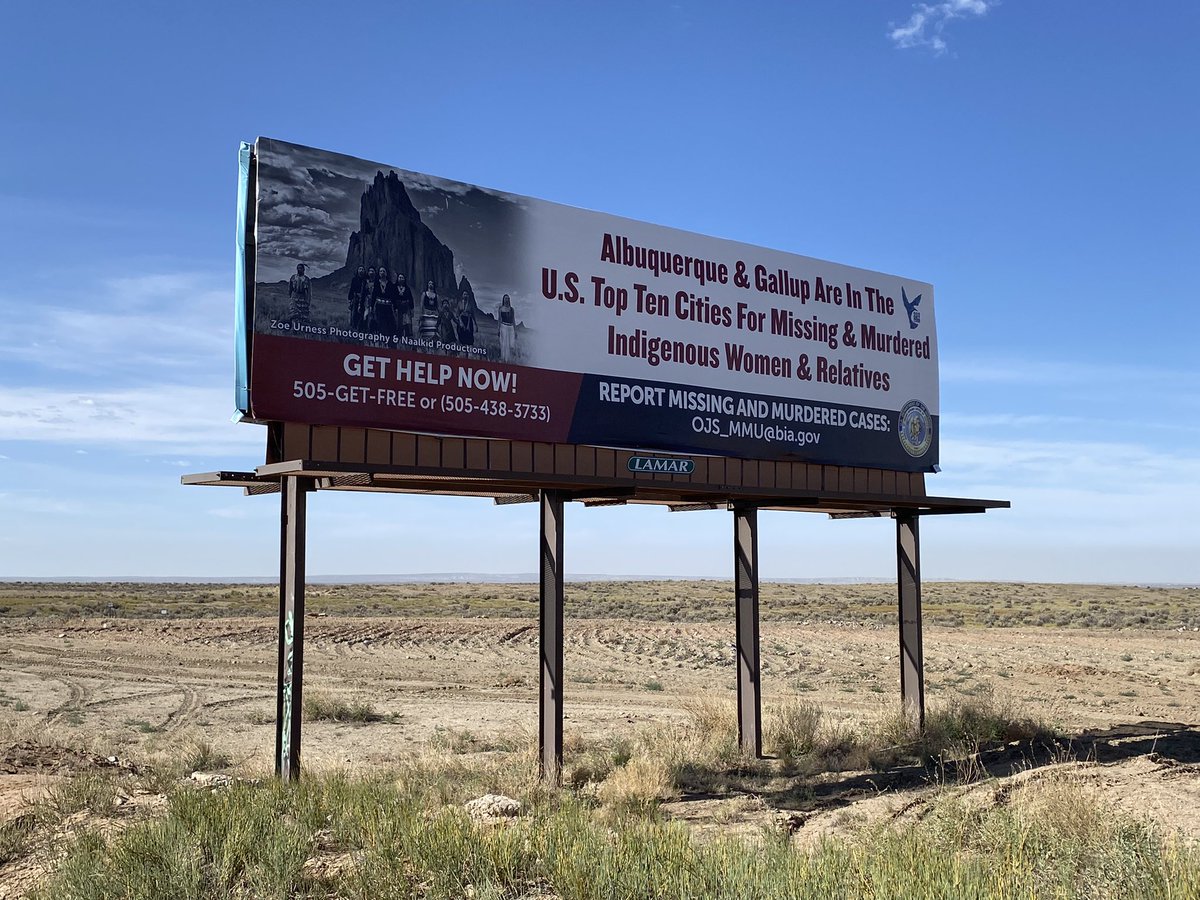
[281,261,520,363]
[345,265,519,362]
[347,265,473,350]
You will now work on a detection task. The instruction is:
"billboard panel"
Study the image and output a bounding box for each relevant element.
[243,138,939,471]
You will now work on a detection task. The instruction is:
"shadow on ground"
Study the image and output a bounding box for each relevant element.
[677,721,1200,818]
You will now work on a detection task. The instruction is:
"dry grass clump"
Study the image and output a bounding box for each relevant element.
[661,695,767,793]
[881,770,1199,898]
[679,694,745,764]
[595,756,675,819]
[0,775,124,871]
[763,698,872,773]
[565,736,634,789]
[573,688,1048,802]
[868,686,1050,770]
[303,692,382,724]
[0,813,36,866]
[566,697,756,805]
[36,772,120,821]
[393,738,548,810]
[766,697,822,759]
[765,686,1054,776]
[181,737,232,772]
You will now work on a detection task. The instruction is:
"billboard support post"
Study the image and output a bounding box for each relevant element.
[896,510,925,726]
[276,475,311,780]
[539,489,566,784]
[733,504,762,757]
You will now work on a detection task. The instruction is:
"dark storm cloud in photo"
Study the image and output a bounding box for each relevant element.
[254,140,529,297]
[411,184,530,315]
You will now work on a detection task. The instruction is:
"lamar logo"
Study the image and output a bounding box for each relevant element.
[627,456,696,475]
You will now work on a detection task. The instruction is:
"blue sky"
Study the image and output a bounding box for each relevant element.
[1,1,1197,583]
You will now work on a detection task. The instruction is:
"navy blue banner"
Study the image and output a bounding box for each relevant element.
[567,374,937,472]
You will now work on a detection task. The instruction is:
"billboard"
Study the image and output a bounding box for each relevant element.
[240,138,939,471]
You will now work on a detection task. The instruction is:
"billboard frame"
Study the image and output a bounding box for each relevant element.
[237,138,943,473]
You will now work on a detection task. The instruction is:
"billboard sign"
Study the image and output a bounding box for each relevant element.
[241,138,939,471]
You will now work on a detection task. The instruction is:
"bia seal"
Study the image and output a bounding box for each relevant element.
[897,400,933,458]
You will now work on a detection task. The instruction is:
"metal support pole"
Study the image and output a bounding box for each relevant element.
[733,504,762,757]
[276,475,310,780]
[896,510,925,727]
[539,490,566,784]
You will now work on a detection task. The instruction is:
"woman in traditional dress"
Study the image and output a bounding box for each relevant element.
[420,280,440,342]
[347,265,366,330]
[374,267,398,343]
[287,264,312,326]
[363,267,378,331]
[454,290,476,355]
[497,293,518,363]
[395,274,414,340]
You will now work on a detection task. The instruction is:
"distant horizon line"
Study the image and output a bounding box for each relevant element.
[0,574,1196,588]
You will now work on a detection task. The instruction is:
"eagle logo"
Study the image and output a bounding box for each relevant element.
[901,287,921,330]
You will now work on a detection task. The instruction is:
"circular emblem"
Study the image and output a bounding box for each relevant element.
[897,400,933,458]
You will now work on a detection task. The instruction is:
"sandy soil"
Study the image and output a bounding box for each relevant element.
[0,608,1197,889]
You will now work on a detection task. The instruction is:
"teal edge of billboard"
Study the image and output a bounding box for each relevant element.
[233,142,252,418]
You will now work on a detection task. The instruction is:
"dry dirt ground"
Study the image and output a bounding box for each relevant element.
[0,581,1198,891]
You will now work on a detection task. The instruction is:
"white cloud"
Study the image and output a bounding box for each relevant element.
[940,356,1200,444]
[939,434,1200,489]
[888,0,992,54]
[0,271,229,380]
[932,433,1200,556]
[0,384,263,457]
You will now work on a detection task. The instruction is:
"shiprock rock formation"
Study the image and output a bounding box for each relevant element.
[320,171,460,305]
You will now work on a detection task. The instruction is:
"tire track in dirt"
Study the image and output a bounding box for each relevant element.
[9,653,256,685]
[7,645,125,666]
[182,625,276,645]
[554,624,717,685]
[202,693,270,710]
[157,687,204,732]
[44,677,90,724]
[84,687,183,709]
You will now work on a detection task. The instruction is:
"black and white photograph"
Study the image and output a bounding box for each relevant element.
[253,138,533,364]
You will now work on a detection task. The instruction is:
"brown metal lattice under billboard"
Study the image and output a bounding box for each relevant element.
[185,422,1006,783]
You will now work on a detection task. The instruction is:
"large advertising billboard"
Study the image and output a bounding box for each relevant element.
[240,138,939,471]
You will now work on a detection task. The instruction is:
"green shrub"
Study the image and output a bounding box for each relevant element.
[303,692,381,724]
[36,772,119,822]
[183,739,232,772]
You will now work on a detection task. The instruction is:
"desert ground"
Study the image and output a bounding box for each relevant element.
[0,580,1197,895]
